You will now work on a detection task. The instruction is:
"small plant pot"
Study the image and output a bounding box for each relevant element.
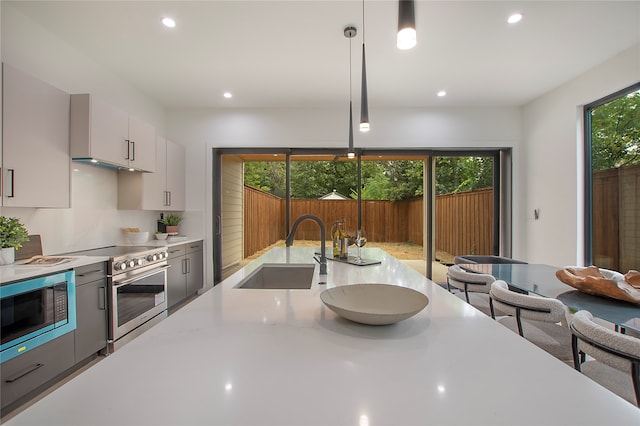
[0,247,15,265]
[166,226,179,236]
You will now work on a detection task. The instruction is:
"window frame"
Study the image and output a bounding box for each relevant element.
[583,82,640,265]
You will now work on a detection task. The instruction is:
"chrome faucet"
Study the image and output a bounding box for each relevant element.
[285,214,328,276]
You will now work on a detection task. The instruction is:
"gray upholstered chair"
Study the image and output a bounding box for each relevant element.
[446,264,496,316]
[570,310,640,406]
[489,280,573,363]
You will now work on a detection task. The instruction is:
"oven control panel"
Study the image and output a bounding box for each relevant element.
[111,249,168,274]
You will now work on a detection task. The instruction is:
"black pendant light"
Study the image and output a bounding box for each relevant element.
[360,0,370,132]
[345,26,356,159]
[397,0,416,50]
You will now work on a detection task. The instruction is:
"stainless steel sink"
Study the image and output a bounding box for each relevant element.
[235,263,316,289]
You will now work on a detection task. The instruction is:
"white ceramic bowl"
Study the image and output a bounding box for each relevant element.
[320,283,429,325]
[155,233,168,240]
[125,231,149,244]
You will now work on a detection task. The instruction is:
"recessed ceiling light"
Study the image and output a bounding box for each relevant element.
[437,90,447,97]
[507,13,523,24]
[162,17,176,28]
[223,92,233,99]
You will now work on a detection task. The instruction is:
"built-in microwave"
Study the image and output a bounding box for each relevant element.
[0,270,76,363]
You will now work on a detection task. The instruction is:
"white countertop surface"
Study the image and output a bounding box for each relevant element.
[5,247,640,425]
[0,237,203,284]
[0,255,110,284]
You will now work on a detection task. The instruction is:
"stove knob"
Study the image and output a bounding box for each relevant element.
[147,254,158,262]
[127,260,135,268]
[157,252,165,260]
[114,262,127,271]
[135,258,144,266]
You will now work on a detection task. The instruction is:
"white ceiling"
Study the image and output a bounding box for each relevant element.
[7,1,640,109]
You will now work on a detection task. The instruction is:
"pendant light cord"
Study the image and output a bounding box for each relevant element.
[349,32,352,102]
[362,0,365,44]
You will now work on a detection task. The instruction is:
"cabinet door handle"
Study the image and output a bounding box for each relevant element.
[77,269,105,277]
[7,169,15,198]
[168,191,172,206]
[5,363,44,383]
[181,258,187,275]
[130,141,136,161]
[98,286,106,310]
[125,140,130,160]
[186,258,191,274]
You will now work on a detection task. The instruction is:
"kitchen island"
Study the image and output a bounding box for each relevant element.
[5,247,639,425]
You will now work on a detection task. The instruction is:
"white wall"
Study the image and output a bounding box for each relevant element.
[521,43,640,266]
[166,106,522,286]
[0,4,173,256]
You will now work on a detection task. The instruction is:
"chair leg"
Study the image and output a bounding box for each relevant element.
[489,298,496,319]
[571,335,582,371]
[463,284,470,303]
[515,307,524,336]
[632,361,640,407]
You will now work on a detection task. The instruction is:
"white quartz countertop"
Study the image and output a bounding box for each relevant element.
[5,247,640,425]
[0,238,203,284]
[0,255,110,284]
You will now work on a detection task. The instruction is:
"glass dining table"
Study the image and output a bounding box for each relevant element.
[458,263,640,334]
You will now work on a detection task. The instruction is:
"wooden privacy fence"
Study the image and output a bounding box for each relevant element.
[592,164,640,271]
[435,188,493,257]
[244,185,493,258]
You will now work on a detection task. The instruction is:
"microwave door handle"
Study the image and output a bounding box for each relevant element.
[112,265,170,288]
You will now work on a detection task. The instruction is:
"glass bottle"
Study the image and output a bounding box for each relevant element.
[339,219,349,259]
[331,220,342,258]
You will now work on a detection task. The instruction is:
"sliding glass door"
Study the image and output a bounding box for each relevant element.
[213,148,509,284]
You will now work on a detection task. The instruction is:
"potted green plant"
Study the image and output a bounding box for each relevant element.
[161,214,183,235]
[0,216,30,265]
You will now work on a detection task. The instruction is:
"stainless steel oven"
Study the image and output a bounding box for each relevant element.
[65,246,169,352]
[107,247,169,352]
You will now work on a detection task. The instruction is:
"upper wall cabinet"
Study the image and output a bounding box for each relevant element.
[118,135,185,211]
[70,94,156,172]
[2,63,71,208]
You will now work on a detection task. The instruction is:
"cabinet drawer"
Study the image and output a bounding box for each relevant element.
[75,262,107,286]
[185,240,203,254]
[1,332,75,411]
[167,245,186,259]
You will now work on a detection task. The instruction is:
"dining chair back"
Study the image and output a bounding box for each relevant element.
[570,310,640,406]
[490,280,573,363]
[446,264,495,315]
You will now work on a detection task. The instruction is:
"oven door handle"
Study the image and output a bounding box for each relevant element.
[112,265,170,288]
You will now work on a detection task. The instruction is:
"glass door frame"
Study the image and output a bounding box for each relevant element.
[213,147,511,284]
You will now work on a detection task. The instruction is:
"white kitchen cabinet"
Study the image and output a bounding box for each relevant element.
[1,63,71,208]
[118,135,185,211]
[70,94,156,172]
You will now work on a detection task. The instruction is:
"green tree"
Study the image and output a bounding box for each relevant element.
[244,156,494,200]
[290,161,358,198]
[435,157,493,195]
[591,90,640,171]
[244,162,286,197]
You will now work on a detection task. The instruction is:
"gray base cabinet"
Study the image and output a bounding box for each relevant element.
[74,262,108,362]
[167,241,203,309]
[1,332,75,415]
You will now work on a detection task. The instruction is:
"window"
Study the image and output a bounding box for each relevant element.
[585,83,640,271]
